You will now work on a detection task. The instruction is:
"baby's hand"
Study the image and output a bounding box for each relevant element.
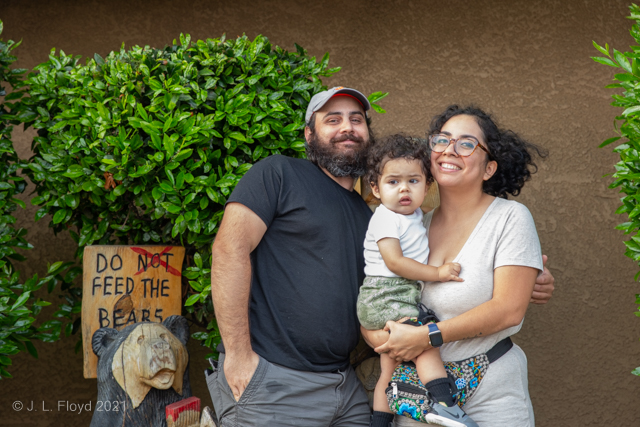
[437,262,464,282]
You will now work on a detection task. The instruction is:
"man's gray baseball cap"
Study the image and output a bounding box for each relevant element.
[305,87,371,125]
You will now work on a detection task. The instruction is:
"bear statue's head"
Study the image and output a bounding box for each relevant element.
[92,315,189,408]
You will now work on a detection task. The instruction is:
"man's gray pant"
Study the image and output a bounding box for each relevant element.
[206,353,371,426]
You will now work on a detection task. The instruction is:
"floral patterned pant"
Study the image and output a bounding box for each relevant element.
[356,275,423,330]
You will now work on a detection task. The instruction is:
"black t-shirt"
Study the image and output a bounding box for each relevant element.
[226,155,372,372]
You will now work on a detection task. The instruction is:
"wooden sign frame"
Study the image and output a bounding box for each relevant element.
[82,245,185,378]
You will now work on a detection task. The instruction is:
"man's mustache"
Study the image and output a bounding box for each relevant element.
[331,133,365,144]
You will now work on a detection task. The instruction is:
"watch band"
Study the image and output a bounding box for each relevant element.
[428,323,443,347]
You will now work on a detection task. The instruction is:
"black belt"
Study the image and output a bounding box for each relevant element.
[486,337,513,363]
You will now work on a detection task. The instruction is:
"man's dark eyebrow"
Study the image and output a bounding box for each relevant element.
[324,110,365,118]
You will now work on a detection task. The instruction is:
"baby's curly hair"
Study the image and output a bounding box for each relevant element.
[365,134,432,188]
[428,105,548,198]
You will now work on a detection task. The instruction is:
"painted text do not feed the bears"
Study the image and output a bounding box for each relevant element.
[82,245,185,378]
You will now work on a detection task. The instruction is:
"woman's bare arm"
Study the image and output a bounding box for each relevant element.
[374,265,538,361]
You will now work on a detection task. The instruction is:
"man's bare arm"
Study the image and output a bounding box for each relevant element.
[530,255,554,304]
[210,202,267,401]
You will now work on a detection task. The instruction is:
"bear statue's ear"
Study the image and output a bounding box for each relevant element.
[92,328,119,357]
[162,315,189,346]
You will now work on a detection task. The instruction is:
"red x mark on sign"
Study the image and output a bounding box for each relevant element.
[130,246,181,276]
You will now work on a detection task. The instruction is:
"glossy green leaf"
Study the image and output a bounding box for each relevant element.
[166,168,175,185]
[176,171,185,190]
[174,149,193,162]
[11,291,30,311]
[371,103,386,114]
[367,91,389,104]
[113,185,126,196]
[591,56,618,67]
[165,203,181,214]
[52,209,68,224]
[592,40,609,56]
[136,103,149,122]
[184,294,200,306]
[194,252,203,268]
[136,164,154,175]
[599,136,621,148]
[623,105,640,116]
[227,131,246,142]
[614,49,633,73]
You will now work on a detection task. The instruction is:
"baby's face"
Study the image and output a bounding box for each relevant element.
[371,158,428,215]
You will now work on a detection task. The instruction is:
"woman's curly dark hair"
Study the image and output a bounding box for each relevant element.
[365,134,432,188]
[428,105,548,198]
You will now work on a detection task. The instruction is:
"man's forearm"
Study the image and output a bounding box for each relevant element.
[209,203,267,357]
[211,242,253,356]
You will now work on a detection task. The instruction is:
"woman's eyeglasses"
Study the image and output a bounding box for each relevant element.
[428,133,491,157]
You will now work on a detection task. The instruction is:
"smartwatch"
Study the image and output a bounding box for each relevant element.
[428,323,443,347]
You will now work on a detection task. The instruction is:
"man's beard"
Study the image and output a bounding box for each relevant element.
[306,132,369,178]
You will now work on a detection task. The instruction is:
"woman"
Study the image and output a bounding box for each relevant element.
[363,105,547,426]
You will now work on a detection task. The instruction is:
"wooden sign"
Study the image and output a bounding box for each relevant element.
[82,245,185,378]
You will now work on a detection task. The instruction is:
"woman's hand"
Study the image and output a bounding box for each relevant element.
[373,321,430,362]
[531,255,554,304]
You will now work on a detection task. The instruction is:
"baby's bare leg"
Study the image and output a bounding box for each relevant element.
[414,347,447,384]
[413,347,457,406]
[374,352,399,413]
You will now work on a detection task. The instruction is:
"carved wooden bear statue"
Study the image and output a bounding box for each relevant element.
[90,315,191,427]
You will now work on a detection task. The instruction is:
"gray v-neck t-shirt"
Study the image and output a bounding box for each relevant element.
[397,197,542,427]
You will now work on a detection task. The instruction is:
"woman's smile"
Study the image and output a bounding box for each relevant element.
[438,161,462,171]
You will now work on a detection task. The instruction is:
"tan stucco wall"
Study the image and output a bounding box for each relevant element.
[2,0,638,425]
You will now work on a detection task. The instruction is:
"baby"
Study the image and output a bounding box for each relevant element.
[357,134,477,427]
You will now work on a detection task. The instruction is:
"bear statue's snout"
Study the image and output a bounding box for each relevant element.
[139,337,178,390]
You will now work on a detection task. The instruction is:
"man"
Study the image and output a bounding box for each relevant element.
[206,87,554,426]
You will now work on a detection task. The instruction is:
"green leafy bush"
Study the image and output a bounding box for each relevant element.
[0,23,28,263]
[0,21,80,379]
[18,33,385,356]
[592,4,640,376]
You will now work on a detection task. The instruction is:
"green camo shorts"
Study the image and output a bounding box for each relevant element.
[356,275,422,330]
